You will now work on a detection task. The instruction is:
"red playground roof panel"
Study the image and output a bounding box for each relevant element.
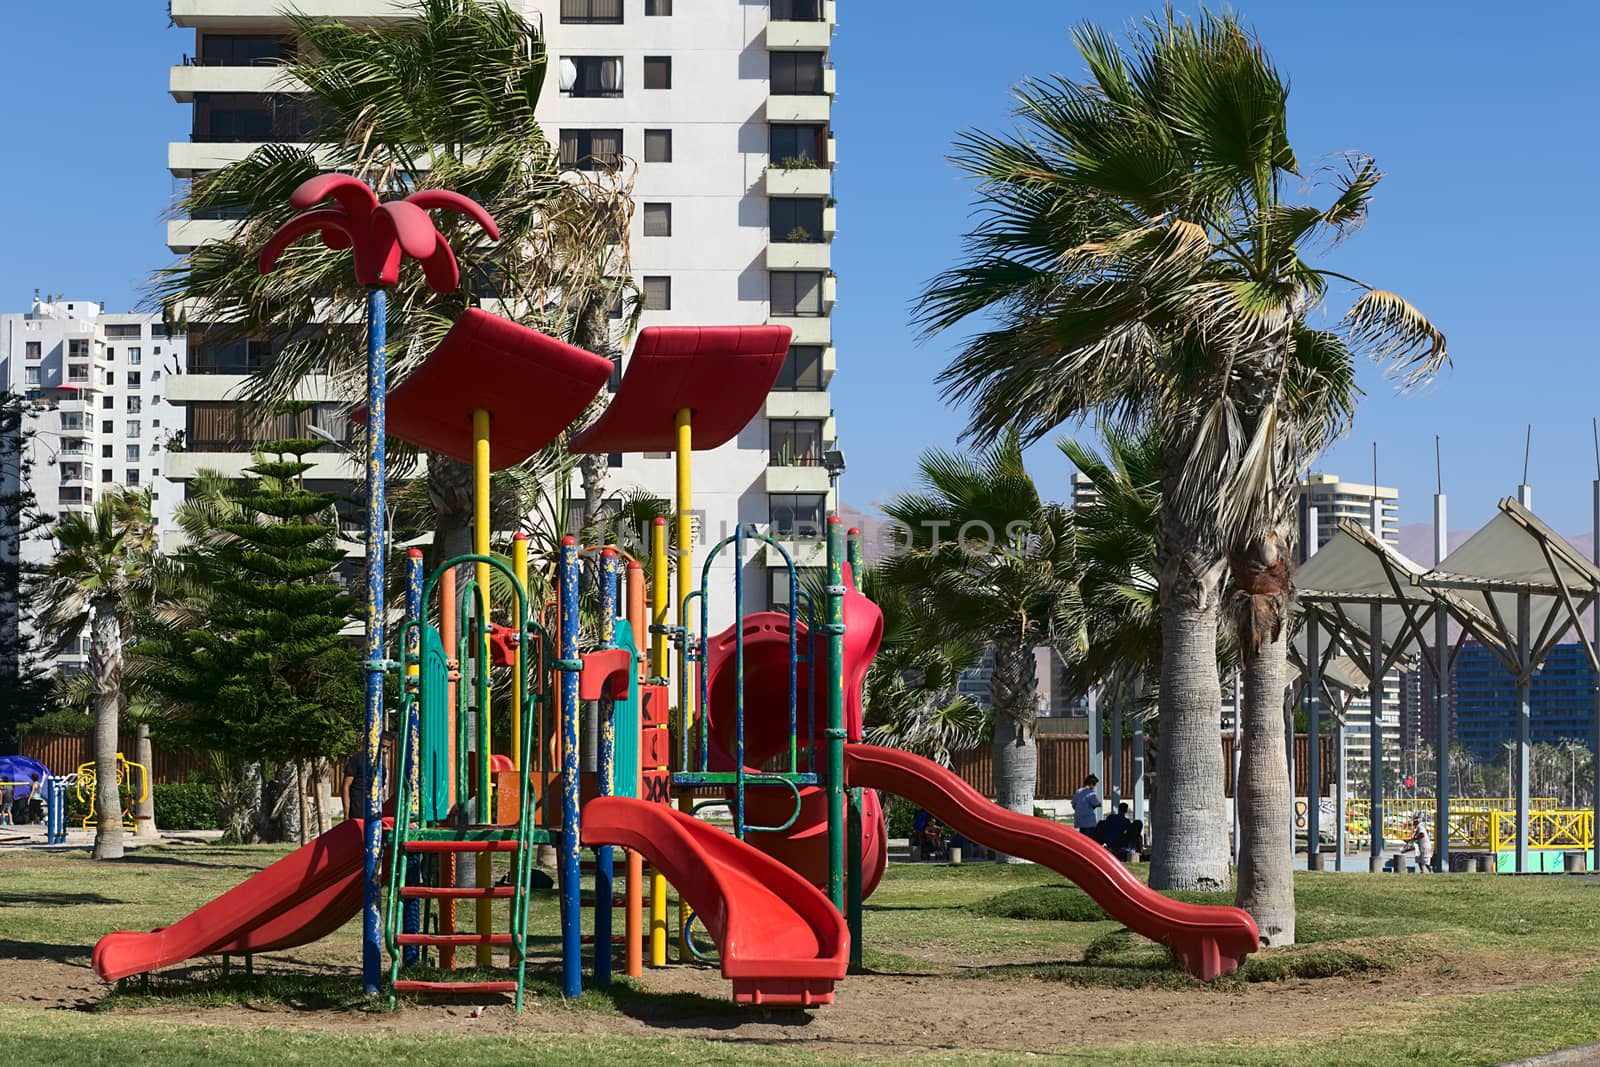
[569,325,791,454]
[354,308,613,470]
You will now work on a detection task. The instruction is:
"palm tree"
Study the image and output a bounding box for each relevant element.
[153,0,638,568]
[38,490,156,860]
[881,432,1078,832]
[915,14,1445,910]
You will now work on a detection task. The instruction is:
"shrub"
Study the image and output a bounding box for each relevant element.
[884,794,916,839]
[153,783,219,831]
[17,708,93,737]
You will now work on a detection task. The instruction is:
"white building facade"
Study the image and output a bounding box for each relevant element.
[0,296,185,675]
[164,0,840,628]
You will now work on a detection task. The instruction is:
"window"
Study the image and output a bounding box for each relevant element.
[127,347,141,365]
[192,91,317,142]
[24,368,39,386]
[771,52,825,94]
[642,202,672,237]
[102,420,114,434]
[642,276,672,310]
[560,0,622,23]
[101,444,113,459]
[105,372,115,386]
[644,56,672,89]
[68,339,90,359]
[101,469,112,483]
[771,198,825,242]
[769,567,827,611]
[198,33,290,66]
[646,0,672,13]
[150,323,167,339]
[189,330,273,374]
[126,445,141,462]
[769,419,824,466]
[770,271,825,316]
[68,365,89,382]
[60,414,85,431]
[770,124,828,166]
[559,56,623,97]
[126,470,141,486]
[769,493,827,538]
[774,345,824,390]
[643,129,673,163]
[106,348,115,360]
[128,372,141,388]
[102,396,113,410]
[127,420,141,438]
[560,128,623,171]
[127,397,142,414]
[772,0,824,19]
[153,346,161,355]
[104,323,142,339]
[24,341,40,360]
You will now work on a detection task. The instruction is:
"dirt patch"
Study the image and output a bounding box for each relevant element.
[6,942,1594,1060]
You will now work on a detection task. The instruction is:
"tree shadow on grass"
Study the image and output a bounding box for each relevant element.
[113,853,271,873]
[0,891,126,907]
[0,940,91,965]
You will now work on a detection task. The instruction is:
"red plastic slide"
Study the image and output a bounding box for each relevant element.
[93,818,367,982]
[581,796,847,1007]
[844,744,1260,981]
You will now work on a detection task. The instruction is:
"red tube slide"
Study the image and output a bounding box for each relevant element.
[93,818,368,982]
[843,744,1259,980]
[581,796,847,1006]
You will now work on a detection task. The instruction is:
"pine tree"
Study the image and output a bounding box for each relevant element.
[0,392,58,748]
[140,406,361,830]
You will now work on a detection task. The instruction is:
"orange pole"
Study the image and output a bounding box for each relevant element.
[625,560,646,978]
[439,564,458,969]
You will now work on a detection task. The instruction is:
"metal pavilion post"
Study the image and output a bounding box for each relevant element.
[1088,687,1103,817]
[359,287,387,997]
[559,537,582,998]
[1516,592,1532,873]
[1434,490,1451,873]
[1335,696,1348,872]
[472,407,493,967]
[649,516,668,967]
[1369,603,1386,871]
[1131,714,1145,823]
[1305,504,1321,869]
[1110,700,1123,809]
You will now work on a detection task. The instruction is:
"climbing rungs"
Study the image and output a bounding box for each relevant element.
[393,979,518,995]
[399,885,516,900]
[396,932,515,947]
[401,839,521,853]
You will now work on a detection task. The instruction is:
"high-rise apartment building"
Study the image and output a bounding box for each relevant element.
[0,295,185,675]
[1452,640,1595,760]
[1295,473,1399,559]
[165,1,839,626]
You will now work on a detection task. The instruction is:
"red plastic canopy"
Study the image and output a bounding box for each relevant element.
[353,308,613,470]
[569,325,791,454]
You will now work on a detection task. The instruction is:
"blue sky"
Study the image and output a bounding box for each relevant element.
[2,3,1596,534]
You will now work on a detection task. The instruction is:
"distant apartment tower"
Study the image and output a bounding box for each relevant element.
[164,1,840,626]
[1452,640,1595,761]
[0,295,185,675]
[1296,473,1398,560]
[1069,471,1100,511]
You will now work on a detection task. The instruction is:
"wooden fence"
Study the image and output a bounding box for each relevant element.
[950,733,1332,800]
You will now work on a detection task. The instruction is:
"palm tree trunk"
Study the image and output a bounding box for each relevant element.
[1149,551,1229,891]
[990,637,1039,863]
[427,454,475,571]
[133,724,159,841]
[1235,623,1295,944]
[89,598,124,860]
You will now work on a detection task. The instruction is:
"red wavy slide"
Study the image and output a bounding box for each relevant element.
[93,817,367,982]
[581,796,847,1007]
[844,744,1259,981]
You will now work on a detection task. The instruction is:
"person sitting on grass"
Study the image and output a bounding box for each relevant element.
[1099,802,1135,860]
[913,808,946,860]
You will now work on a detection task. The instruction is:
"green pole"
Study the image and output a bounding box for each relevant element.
[844,529,863,965]
[846,526,862,578]
[825,516,846,913]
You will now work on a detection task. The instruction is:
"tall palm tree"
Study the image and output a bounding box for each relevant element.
[38,490,156,860]
[881,432,1078,831]
[915,13,1444,906]
[153,0,638,569]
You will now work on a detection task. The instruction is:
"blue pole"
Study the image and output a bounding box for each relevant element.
[559,536,582,998]
[402,549,424,966]
[594,549,618,984]
[361,287,387,998]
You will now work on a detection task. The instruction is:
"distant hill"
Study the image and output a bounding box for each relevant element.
[1396,524,1594,566]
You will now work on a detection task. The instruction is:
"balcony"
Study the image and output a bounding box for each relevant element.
[766,94,831,124]
[765,242,830,271]
[170,63,297,102]
[764,167,831,198]
[167,218,240,252]
[764,465,831,494]
[171,139,316,175]
[767,316,831,346]
[764,391,832,420]
[169,0,412,28]
[766,1,836,50]
[822,205,837,238]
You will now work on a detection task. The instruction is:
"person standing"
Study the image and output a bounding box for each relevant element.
[1072,774,1102,838]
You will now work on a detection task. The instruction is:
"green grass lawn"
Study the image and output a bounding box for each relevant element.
[3,842,1600,1065]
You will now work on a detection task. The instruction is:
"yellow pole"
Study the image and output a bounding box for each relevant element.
[674,407,694,961]
[649,517,668,967]
[473,407,493,967]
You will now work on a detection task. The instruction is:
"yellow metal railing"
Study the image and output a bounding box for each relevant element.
[1342,799,1578,849]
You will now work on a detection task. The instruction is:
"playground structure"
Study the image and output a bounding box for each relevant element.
[74,753,151,832]
[90,175,1260,1009]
